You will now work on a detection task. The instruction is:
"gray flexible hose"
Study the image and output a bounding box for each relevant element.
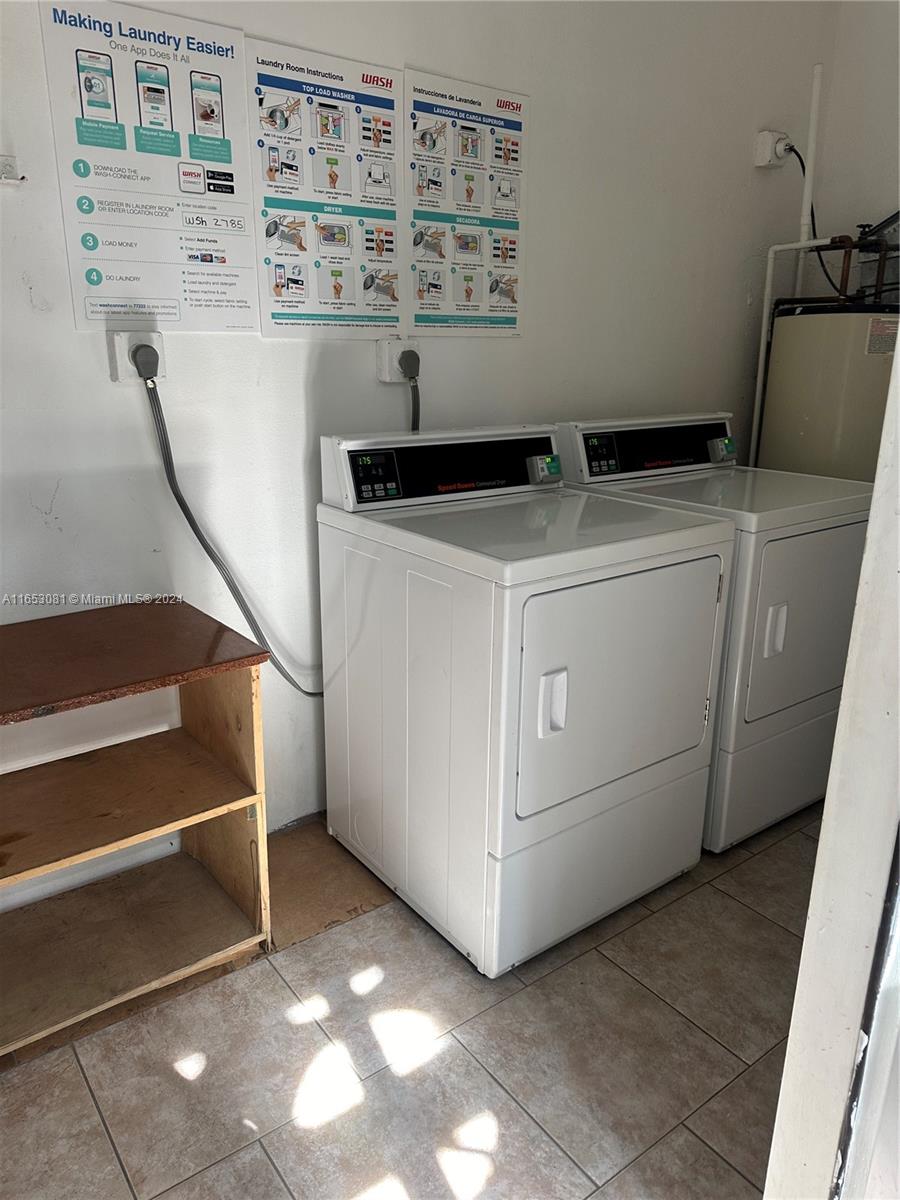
[140,371,323,698]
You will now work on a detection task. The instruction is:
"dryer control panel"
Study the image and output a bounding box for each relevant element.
[322,427,561,511]
[557,414,734,484]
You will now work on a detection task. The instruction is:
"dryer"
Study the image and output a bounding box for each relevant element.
[557,413,872,851]
[318,427,734,975]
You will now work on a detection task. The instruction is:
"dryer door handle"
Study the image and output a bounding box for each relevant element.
[763,602,789,658]
[538,668,568,737]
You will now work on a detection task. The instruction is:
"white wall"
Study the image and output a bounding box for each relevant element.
[1,2,892,850]
[817,0,900,232]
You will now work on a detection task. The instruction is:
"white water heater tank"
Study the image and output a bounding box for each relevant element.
[758,305,897,481]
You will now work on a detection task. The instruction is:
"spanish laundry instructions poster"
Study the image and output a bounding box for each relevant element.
[404,69,527,335]
[245,40,402,337]
[40,3,259,332]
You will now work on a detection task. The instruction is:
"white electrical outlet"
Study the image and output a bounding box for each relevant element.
[754,130,791,168]
[108,330,166,383]
[376,338,420,383]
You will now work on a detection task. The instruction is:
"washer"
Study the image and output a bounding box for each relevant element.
[557,412,873,851]
[318,426,734,975]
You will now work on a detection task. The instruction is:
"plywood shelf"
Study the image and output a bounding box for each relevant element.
[0,602,268,725]
[0,853,260,1055]
[0,603,271,1053]
[0,728,258,888]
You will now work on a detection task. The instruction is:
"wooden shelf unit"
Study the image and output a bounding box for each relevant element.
[0,603,272,1056]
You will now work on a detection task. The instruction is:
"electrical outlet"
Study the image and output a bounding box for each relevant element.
[108,330,166,383]
[754,130,791,168]
[376,338,420,383]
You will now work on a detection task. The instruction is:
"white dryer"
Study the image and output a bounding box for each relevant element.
[557,413,872,851]
[318,427,734,975]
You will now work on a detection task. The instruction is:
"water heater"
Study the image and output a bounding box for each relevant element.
[757,304,897,481]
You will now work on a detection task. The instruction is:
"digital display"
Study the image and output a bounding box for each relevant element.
[583,421,730,476]
[349,450,401,501]
[348,436,555,504]
[584,433,620,476]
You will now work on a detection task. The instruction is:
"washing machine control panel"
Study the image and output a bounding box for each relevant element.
[566,417,733,483]
[348,450,402,502]
[341,432,558,507]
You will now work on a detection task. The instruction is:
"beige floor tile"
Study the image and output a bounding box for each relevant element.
[158,1144,291,1199]
[265,1033,593,1200]
[514,902,650,985]
[271,901,521,1078]
[0,1046,131,1200]
[454,952,742,1186]
[268,820,393,951]
[712,833,817,935]
[686,1041,786,1189]
[603,886,801,1063]
[76,959,338,1199]
[594,1126,760,1199]
[642,847,752,912]
[739,801,824,854]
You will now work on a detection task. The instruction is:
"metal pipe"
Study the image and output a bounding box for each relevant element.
[794,63,824,294]
[750,237,833,466]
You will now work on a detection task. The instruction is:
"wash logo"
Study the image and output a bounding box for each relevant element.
[496,98,522,113]
[361,72,393,90]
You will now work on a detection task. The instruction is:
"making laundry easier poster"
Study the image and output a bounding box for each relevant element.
[40,2,259,332]
[404,69,527,335]
[246,39,402,337]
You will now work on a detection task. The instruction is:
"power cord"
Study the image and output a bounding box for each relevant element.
[398,348,421,432]
[786,145,843,296]
[129,343,323,698]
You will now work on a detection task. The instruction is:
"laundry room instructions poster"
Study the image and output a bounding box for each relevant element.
[404,69,527,335]
[246,39,402,337]
[40,2,259,332]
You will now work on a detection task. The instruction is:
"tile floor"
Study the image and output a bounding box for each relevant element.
[0,802,822,1200]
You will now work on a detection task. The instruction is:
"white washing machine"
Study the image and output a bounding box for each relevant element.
[318,426,735,975]
[557,413,872,851]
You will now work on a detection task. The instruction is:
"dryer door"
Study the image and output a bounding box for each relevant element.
[745,521,867,722]
[516,556,721,818]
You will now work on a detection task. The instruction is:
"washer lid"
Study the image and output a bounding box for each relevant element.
[606,467,872,532]
[317,489,733,585]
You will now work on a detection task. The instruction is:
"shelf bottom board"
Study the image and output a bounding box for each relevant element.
[0,852,261,1054]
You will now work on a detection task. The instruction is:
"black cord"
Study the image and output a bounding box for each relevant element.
[409,377,421,433]
[787,146,843,295]
[132,351,322,698]
[398,348,422,433]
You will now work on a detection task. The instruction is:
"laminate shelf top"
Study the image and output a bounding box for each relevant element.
[0,602,268,724]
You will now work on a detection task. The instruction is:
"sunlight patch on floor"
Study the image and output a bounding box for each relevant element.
[285,994,330,1023]
[291,1041,364,1128]
[350,1176,413,1200]
[369,1008,443,1076]
[437,1147,495,1200]
[350,965,385,995]
[453,1111,499,1153]
[172,1051,207,1081]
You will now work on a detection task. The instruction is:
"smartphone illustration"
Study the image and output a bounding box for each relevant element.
[76,50,117,123]
[268,146,280,172]
[274,264,286,288]
[191,71,224,138]
[135,62,172,130]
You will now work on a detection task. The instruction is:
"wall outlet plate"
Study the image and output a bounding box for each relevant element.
[754,130,790,168]
[376,338,420,383]
[108,330,166,383]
